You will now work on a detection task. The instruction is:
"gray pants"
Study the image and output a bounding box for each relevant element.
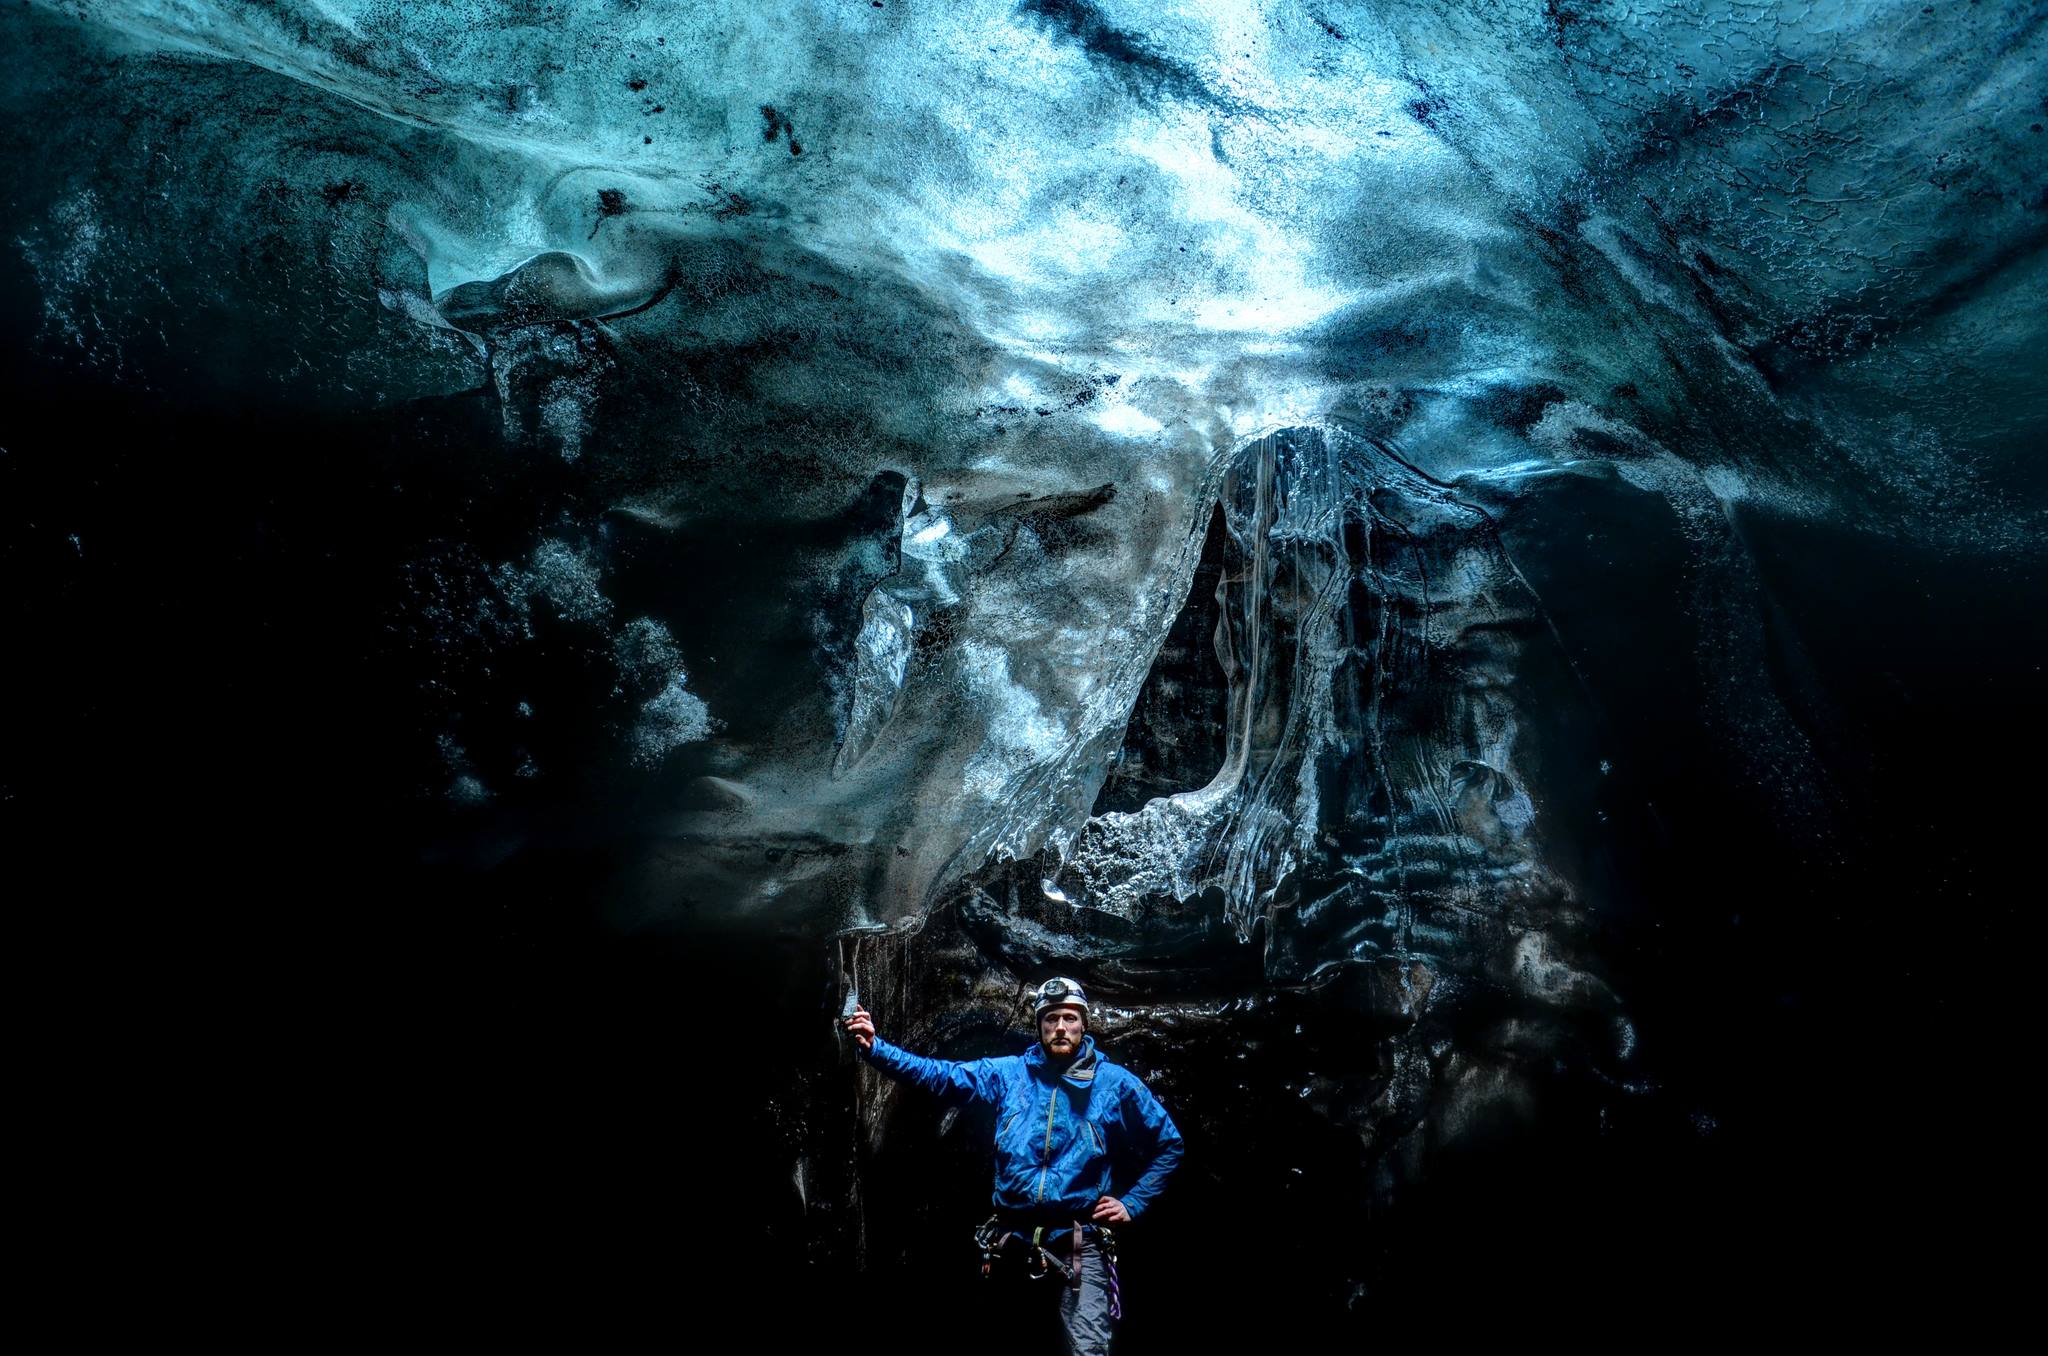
[989,1230,1116,1355]
[1053,1233,1113,1356]
[987,1229,1122,1356]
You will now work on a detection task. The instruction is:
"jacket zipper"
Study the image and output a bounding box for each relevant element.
[1034,1086,1058,1202]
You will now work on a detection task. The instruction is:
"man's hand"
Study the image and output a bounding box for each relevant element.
[843,1004,876,1052]
[1090,1196,1131,1225]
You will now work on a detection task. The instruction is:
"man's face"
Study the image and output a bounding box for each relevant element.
[1039,1005,1085,1059]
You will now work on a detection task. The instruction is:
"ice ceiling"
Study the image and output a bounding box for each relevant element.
[16,0,2043,926]
[14,0,2043,923]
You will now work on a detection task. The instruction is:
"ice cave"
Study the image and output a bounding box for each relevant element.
[5,0,2041,1336]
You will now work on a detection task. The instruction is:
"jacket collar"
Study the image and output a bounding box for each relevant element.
[1025,1033,1100,1088]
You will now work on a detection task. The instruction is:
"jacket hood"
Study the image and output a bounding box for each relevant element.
[1025,1032,1100,1089]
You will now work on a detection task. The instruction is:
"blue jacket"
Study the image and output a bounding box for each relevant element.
[864,1033,1184,1222]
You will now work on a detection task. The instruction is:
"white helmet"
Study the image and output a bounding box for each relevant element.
[1031,976,1090,1023]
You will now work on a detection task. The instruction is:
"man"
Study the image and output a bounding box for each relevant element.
[844,977,1184,1354]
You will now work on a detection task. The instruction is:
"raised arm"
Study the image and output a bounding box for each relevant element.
[843,1005,1005,1106]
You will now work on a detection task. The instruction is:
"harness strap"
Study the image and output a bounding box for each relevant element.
[1098,1225,1122,1320]
[977,1215,1114,1298]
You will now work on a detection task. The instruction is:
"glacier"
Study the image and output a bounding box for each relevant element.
[4,0,2041,1332]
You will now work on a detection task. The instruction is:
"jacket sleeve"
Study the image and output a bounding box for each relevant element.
[862,1035,1006,1107]
[1113,1078,1185,1220]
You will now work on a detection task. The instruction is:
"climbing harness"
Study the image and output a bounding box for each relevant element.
[973,1215,1121,1317]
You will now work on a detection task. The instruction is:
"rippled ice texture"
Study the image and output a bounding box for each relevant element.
[10,0,2043,940]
